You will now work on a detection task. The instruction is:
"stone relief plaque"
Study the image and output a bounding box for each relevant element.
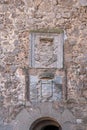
[29,31,64,68]
[30,75,62,102]
[35,38,55,67]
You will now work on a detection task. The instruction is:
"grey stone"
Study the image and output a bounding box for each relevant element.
[0,124,13,130]
[54,76,62,84]
[30,75,39,83]
[29,32,64,69]
[62,122,74,130]
[0,65,4,72]
[0,126,4,130]
[79,0,87,6]
[0,95,4,102]
[0,117,3,125]
[4,125,13,130]
[62,109,76,123]
[0,47,3,55]
[13,40,20,46]
[0,24,4,30]
[30,74,62,102]
[10,65,17,73]
[82,116,87,124]
[12,49,20,55]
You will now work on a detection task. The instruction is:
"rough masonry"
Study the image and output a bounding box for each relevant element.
[0,0,87,130]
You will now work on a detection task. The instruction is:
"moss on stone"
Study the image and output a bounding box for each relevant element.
[30,28,63,34]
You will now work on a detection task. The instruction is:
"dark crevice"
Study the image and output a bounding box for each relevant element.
[41,125,59,130]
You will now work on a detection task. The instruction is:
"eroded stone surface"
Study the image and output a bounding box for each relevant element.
[0,0,87,130]
[30,74,63,102]
[29,32,64,68]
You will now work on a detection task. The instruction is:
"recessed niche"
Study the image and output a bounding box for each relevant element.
[40,37,53,42]
[29,30,64,69]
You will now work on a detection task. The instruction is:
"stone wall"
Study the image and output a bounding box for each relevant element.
[0,0,87,129]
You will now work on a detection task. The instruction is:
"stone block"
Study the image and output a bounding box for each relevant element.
[4,125,13,130]
[54,76,62,84]
[0,125,13,130]
[79,0,87,6]
[62,122,74,130]
[29,30,64,69]
[0,117,3,125]
[30,74,62,102]
[62,109,75,123]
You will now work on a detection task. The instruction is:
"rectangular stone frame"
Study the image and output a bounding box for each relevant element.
[29,32,64,69]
